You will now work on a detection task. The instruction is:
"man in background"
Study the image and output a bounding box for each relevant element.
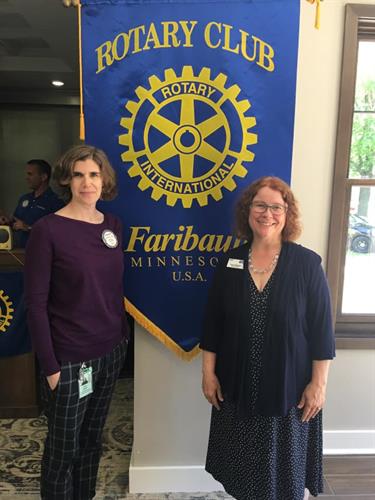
[1,159,64,248]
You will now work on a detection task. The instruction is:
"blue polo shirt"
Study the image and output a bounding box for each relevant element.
[13,187,64,247]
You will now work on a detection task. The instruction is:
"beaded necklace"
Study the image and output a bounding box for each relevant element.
[248,248,279,274]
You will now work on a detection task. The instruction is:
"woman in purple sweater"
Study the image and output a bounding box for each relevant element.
[25,145,129,500]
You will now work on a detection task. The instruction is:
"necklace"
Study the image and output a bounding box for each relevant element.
[248,248,279,274]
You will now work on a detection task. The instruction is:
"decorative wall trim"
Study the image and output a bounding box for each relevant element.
[0,91,79,106]
[324,430,375,455]
[129,462,224,493]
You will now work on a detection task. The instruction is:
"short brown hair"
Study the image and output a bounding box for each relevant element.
[27,159,52,181]
[235,176,302,242]
[53,145,117,201]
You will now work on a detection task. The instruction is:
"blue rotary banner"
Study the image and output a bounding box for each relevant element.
[81,0,300,358]
[0,272,31,358]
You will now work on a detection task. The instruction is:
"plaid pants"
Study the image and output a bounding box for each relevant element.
[40,338,127,500]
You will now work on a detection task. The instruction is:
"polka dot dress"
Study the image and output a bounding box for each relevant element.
[205,273,323,500]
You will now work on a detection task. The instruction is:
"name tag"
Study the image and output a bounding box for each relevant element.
[227,258,244,270]
[78,364,93,399]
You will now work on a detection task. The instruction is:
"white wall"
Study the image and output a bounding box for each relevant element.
[292,0,375,455]
[130,0,375,493]
[130,327,223,493]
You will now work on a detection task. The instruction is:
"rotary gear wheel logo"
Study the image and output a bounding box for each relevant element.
[0,290,14,333]
[119,66,257,208]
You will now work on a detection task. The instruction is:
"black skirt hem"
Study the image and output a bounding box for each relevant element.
[206,468,323,500]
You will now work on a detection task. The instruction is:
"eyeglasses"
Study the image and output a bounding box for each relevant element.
[250,202,288,215]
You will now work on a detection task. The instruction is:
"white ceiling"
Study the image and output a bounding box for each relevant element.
[0,0,78,92]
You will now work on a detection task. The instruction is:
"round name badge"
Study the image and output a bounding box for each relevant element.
[22,200,29,208]
[101,229,118,248]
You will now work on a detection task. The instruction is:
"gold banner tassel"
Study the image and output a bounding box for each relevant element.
[306,0,321,30]
[78,2,85,140]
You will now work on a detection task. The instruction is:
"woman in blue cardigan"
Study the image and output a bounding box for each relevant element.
[200,176,335,500]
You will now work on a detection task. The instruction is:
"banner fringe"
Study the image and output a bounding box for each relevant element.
[124,299,201,361]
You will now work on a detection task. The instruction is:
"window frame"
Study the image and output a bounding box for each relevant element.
[327,4,375,348]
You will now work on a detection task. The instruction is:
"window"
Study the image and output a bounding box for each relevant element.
[327,4,375,347]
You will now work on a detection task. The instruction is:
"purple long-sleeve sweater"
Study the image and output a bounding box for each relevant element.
[25,212,129,376]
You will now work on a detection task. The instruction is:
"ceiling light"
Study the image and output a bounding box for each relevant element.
[52,80,64,87]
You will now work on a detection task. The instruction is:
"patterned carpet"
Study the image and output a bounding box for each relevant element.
[0,495,232,500]
[0,378,134,498]
[0,377,232,499]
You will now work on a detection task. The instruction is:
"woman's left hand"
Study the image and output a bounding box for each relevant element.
[297,381,326,423]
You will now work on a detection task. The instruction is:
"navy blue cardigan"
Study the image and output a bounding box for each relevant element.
[200,242,335,417]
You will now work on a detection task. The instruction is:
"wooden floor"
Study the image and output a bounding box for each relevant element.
[0,455,373,499]
[319,455,375,499]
